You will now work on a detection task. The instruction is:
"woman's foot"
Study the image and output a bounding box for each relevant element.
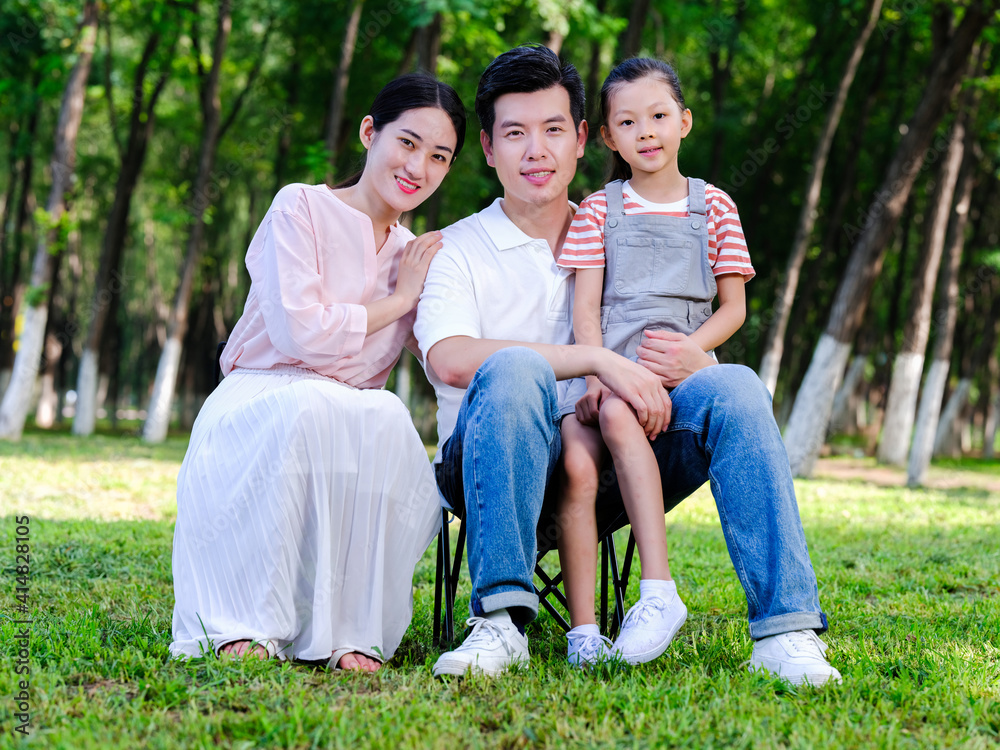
[333,651,382,672]
[218,640,270,659]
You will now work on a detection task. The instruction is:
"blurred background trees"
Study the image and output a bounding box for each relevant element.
[0,0,998,477]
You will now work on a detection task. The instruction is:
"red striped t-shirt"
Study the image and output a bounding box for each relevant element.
[556,181,754,280]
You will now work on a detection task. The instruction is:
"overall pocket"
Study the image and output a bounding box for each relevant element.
[613,236,692,295]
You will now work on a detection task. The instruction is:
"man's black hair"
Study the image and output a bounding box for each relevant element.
[475,44,585,141]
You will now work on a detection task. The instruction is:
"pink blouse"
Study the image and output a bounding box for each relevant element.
[220,183,416,389]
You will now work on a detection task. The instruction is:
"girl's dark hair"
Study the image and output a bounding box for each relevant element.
[599,58,686,183]
[334,74,467,188]
[475,44,585,141]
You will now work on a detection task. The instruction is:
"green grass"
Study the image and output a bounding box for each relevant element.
[1,434,999,748]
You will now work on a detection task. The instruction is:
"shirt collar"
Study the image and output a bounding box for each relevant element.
[478,197,578,252]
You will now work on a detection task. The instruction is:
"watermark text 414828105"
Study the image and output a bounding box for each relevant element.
[12,515,31,737]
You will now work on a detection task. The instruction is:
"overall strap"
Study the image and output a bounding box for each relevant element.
[604,179,627,218]
[687,177,708,217]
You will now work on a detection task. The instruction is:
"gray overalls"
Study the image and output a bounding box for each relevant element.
[600,178,717,361]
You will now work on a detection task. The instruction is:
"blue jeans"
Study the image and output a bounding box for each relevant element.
[436,348,828,638]
[435,348,562,623]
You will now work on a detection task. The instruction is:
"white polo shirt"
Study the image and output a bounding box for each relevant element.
[414,198,586,461]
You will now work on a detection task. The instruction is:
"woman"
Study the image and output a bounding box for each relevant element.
[169,75,466,672]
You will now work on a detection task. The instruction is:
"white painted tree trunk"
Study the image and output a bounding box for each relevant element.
[142,335,182,443]
[829,354,867,434]
[877,352,925,464]
[782,333,852,476]
[983,390,999,459]
[34,375,57,428]
[933,377,971,457]
[72,347,99,435]
[0,305,47,440]
[0,369,11,400]
[394,351,411,410]
[758,350,781,398]
[906,359,949,487]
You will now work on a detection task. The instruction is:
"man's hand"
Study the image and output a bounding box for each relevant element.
[575,377,611,426]
[595,352,671,438]
[637,330,716,389]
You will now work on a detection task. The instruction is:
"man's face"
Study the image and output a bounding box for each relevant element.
[480,85,587,210]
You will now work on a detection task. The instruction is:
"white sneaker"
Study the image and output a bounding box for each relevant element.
[567,631,613,669]
[748,630,842,686]
[612,592,687,665]
[432,616,529,677]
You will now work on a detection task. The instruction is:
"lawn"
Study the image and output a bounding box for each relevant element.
[1,431,998,749]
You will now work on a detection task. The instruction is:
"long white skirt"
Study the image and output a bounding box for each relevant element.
[169,365,440,663]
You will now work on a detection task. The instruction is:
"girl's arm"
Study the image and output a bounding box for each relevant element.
[572,267,605,349]
[687,273,746,352]
[573,267,610,425]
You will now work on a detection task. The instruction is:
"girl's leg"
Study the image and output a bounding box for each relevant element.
[600,393,687,665]
[598,394,671,580]
[556,414,604,628]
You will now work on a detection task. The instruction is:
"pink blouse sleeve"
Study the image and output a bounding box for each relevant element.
[249,206,368,365]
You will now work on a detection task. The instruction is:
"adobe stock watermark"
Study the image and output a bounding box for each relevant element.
[843,131,953,243]
[357,0,403,51]
[878,0,921,40]
[724,84,836,191]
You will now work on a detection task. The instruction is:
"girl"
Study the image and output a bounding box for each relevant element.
[170,75,465,672]
[555,58,753,666]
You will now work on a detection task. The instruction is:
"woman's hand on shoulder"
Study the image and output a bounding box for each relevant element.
[395,231,443,308]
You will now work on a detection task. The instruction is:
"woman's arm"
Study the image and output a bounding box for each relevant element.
[687,273,746,352]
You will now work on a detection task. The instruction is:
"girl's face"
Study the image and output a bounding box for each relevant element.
[359,106,457,215]
[601,76,692,181]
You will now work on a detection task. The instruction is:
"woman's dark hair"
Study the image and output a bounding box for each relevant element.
[334,74,467,188]
[475,44,585,141]
[600,58,686,183]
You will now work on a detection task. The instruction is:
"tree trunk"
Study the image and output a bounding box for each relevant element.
[0,91,41,395]
[830,352,868,435]
[35,252,65,429]
[74,30,172,436]
[933,276,1000,459]
[0,1,98,441]
[782,3,992,476]
[707,2,747,183]
[618,0,651,59]
[758,0,883,395]
[878,106,969,464]
[983,362,999,459]
[907,154,984,481]
[324,0,364,184]
[144,0,232,443]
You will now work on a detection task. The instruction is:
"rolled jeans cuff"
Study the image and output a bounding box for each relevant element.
[473,590,539,621]
[749,611,828,640]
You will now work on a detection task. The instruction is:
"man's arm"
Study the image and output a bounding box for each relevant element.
[428,336,671,438]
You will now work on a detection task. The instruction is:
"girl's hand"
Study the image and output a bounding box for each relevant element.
[575,379,610,426]
[636,330,716,388]
[394,231,443,307]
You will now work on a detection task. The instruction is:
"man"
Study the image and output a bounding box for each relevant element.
[414,45,840,687]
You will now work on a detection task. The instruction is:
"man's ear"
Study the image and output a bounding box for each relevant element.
[576,120,589,159]
[680,108,693,139]
[359,115,376,151]
[480,129,495,168]
[601,125,618,152]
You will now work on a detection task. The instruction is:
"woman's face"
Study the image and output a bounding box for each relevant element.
[360,106,457,215]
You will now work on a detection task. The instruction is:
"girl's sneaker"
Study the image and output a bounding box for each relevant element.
[612,592,687,664]
[567,631,613,668]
